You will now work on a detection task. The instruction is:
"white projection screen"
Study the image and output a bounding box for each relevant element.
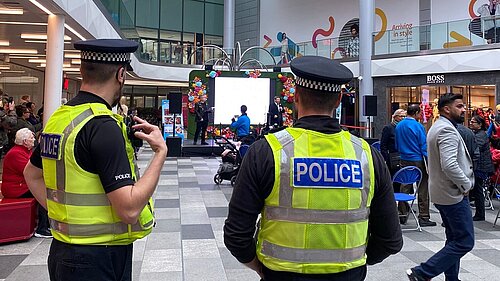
[214,77,270,124]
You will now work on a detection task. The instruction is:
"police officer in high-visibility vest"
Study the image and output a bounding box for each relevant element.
[224,56,403,281]
[24,39,167,281]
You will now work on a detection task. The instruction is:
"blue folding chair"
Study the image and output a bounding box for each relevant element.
[371,141,381,152]
[393,166,422,232]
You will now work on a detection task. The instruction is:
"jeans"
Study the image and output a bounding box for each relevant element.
[414,198,474,281]
[472,176,485,219]
[48,239,133,281]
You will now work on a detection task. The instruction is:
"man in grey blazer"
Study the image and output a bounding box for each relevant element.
[407,93,474,281]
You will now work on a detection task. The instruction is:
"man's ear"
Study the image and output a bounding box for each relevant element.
[117,66,126,83]
[334,93,343,108]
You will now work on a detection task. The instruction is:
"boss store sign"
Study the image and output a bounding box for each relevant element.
[425,74,445,84]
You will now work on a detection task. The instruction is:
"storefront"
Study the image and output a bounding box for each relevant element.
[373,71,500,138]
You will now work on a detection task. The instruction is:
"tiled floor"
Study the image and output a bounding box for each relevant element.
[2,146,500,280]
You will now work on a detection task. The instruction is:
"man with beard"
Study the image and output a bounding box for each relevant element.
[407,93,474,281]
[24,39,167,280]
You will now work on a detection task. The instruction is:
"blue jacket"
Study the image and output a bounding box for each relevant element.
[231,114,250,137]
[395,117,427,161]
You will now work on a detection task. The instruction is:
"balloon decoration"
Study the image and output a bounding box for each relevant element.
[279,74,296,104]
[187,76,207,114]
[207,125,235,139]
[245,70,261,78]
[206,70,221,79]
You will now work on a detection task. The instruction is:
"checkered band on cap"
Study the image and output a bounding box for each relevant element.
[80,51,131,63]
[295,77,342,92]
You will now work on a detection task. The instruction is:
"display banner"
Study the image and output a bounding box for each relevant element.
[162,100,184,140]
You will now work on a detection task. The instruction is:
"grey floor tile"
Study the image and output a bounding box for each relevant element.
[219,247,244,270]
[206,207,229,218]
[183,239,219,259]
[19,240,50,266]
[225,269,260,281]
[140,271,183,281]
[145,232,181,250]
[4,264,48,281]
[0,256,27,279]
[155,199,180,208]
[181,224,215,239]
[154,219,181,233]
[132,261,142,281]
[0,239,43,256]
[179,182,202,188]
[470,249,500,267]
[183,258,227,281]
[154,208,180,219]
[141,249,182,273]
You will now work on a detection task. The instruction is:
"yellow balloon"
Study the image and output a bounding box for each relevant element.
[277,74,282,78]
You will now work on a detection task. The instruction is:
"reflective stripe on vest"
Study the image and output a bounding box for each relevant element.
[45,105,147,238]
[261,240,367,263]
[261,129,372,264]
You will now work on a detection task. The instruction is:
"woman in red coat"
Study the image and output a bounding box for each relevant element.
[1,128,34,197]
[0,128,51,238]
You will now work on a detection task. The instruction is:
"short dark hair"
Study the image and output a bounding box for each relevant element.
[297,85,340,112]
[80,61,125,84]
[26,102,34,109]
[406,104,421,116]
[438,93,463,111]
[15,105,27,117]
[241,105,247,113]
[351,24,359,33]
[472,115,487,131]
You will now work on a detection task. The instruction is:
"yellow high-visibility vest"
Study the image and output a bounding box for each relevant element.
[41,103,154,245]
[256,128,375,274]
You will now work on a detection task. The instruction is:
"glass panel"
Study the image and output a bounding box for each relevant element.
[133,96,144,108]
[120,0,135,28]
[183,0,204,33]
[136,0,159,28]
[145,96,155,108]
[171,42,184,64]
[204,35,222,46]
[101,0,120,23]
[183,32,195,43]
[139,38,158,61]
[159,41,172,63]
[133,86,158,95]
[184,42,195,64]
[160,0,182,31]
[137,27,158,39]
[205,3,223,36]
[160,30,181,41]
[430,22,448,50]
[205,0,224,3]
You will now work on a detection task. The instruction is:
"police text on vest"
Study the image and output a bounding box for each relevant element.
[40,133,63,160]
[293,158,363,188]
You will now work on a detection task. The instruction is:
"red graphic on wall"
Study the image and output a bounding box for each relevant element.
[312,16,335,48]
[263,35,272,48]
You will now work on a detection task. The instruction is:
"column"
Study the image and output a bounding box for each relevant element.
[223,0,235,57]
[43,14,65,126]
[359,0,374,138]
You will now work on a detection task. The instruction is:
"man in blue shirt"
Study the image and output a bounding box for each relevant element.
[231,105,250,141]
[395,104,436,227]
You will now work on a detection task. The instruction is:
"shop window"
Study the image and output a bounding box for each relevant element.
[160,0,182,31]
[136,0,159,28]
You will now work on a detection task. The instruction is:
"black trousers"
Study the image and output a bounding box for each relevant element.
[472,176,485,219]
[193,120,208,143]
[48,239,133,281]
[20,191,49,232]
[262,265,367,281]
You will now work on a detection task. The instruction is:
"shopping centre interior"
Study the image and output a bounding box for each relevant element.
[1,0,500,280]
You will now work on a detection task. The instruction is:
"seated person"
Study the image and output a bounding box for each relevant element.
[230,105,250,141]
[0,128,51,238]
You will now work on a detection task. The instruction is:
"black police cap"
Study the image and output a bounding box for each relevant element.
[74,39,138,68]
[290,56,353,93]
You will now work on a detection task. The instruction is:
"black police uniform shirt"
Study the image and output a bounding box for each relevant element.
[224,116,403,279]
[30,91,135,193]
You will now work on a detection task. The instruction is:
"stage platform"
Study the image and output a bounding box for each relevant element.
[181,139,224,157]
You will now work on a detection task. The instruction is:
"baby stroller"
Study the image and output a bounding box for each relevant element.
[213,136,250,186]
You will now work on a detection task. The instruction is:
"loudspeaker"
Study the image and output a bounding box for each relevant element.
[169,92,182,114]
[204,64,213,71]
[363,96,378,116]
[166,137,182,157]
[273,66,281,72]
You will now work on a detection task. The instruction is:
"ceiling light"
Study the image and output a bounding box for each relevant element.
[0,48,37,54]
[39,63,72,68]
[0,65,10,70]
[2,70,25,73]
[0,8,23,15]
[63,67,80,72]
[0,21,46,26]
[71,59,81,65]
[29,59,46,63]
[25,40,70,44]
[22,33,71,41]
[29,0,53,15]
[0,40,9,46]
[64,53,80,59]
[9,56,40,59]
[65,24,86,41]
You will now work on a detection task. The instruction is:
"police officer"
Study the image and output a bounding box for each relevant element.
[24,39,167,281]
[224,56,403,281]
